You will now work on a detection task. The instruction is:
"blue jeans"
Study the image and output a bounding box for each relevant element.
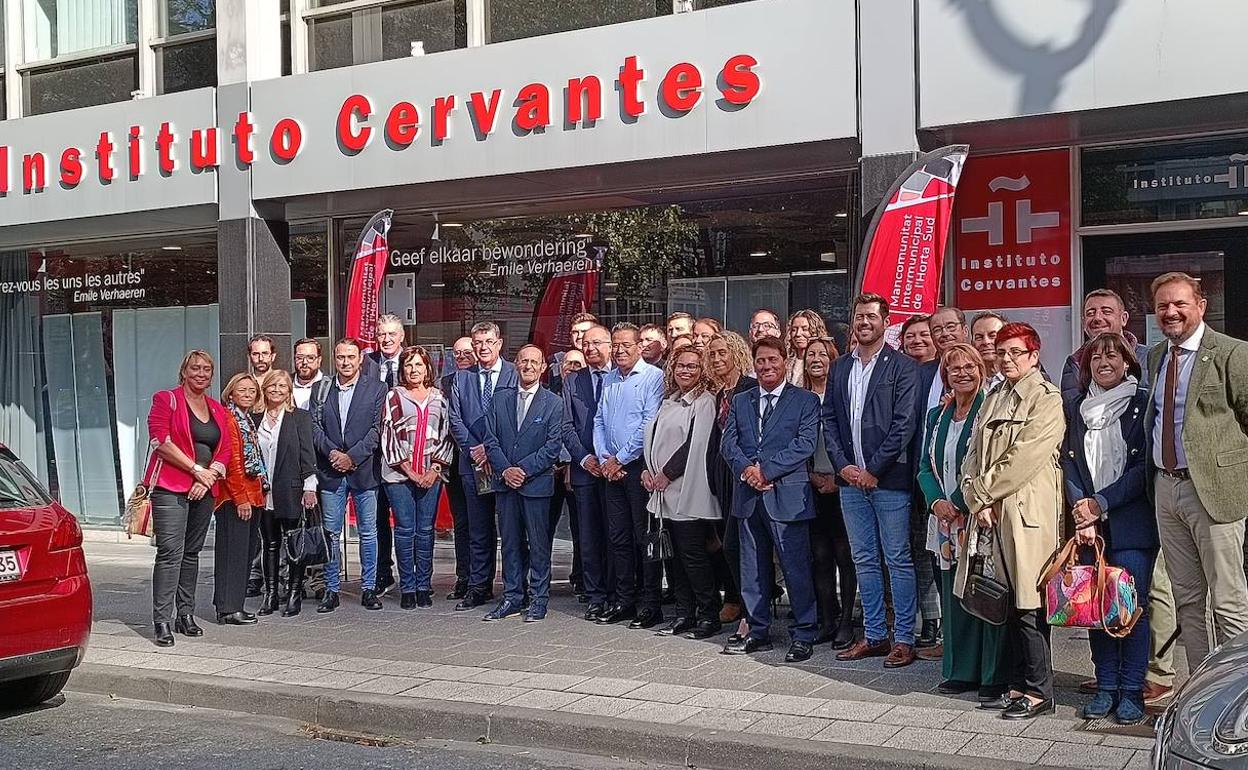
[386,479,443,593]
[321,483,379,593]
[1089,547,1156,693]
[840,486,917,645]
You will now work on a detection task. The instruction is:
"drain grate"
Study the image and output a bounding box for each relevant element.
[1077,715,1157,739]
[299,723,403,747]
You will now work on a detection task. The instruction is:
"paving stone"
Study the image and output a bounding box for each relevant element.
[465,668,534,686]
[144,655,244,676]
[959,733,1053,763]
[745,714,832,740]
[512,673,591,692]
[213,662,290,681]
[422,664,489,681]
[533,659,604,676]
[1021,716,1105,745]
[678,708,762,732]
[301,670,383,690]
[1039,742,1134,769]
[449,684,530,705]
[293,652,347,668]
[1098,734,1156,751]
[565,677,647,697]
[810,720,902,745]
[502,689,587,711]
[1125,750,1150,770]
[235,647,294,664]
[490,655,549,672]
[399,680,480,701]
[743,693,825,716]
[559,695,639,718]
[84,649,130,665]
[882,726,974,755]
[806,698,894,722]
[266,666,343,686]
[875,704,964,728]
[943,709,1032,736]
[625,682,705,704]
[616,701,703,724]
[347,676,428,695]
[680,687,764,711]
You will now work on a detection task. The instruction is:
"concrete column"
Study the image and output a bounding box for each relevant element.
[856,0,920,215]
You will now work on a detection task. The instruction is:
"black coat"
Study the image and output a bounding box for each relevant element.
[260,409,318,521]
[708,376,757,518]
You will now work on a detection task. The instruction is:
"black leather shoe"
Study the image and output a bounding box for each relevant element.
[317,591,340,614]
[455,589,488,612]
[596,605,636,625]
[281,592,302,617]
[416,591,432,607]
[153,622,175,647]
[938,679,978,695]
[216,611,258,626]
[1002,697,1055,720]
[400,592,417,610]
[483,600,523,621]
[726,632,745,644]
[978,686,1007,702]
[376,574,396,597]
[917,619,943,648]
[785,640,814,663]
[584,603,606,622]
[628,608,664,630]
[245,579,262,598]
[174,614,203,637]
[447,580,468,601]
[657,617,697,636]
[361,589,383,610]
[257,591,279,616]
[722,637,773,655]
[832,620,855,650]
[977,692,1021,711]
[685,620,722,640]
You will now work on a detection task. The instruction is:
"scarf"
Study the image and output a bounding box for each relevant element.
[229,403,270,492]
[386,389,431,475]
[1080,377,1137,492]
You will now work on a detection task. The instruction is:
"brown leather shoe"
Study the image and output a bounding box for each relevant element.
[1078,678,1098,695]
[883,643,916,668]
[719,602,742,624]
[916,643,943,661]
[836,637,890,661]
[1143,681,1174,706]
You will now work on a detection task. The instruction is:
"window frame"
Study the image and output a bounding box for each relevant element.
[152,1,216,95]
[304,0,467,72]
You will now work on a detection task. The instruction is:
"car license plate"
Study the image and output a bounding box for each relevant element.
[0,549,21,583]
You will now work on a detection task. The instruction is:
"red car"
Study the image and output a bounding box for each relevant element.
[0,444,92,708]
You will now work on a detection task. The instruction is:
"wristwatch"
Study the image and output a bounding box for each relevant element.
[192,463,205,475]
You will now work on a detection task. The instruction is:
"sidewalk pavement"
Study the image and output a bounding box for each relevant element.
[72,541,1161,770]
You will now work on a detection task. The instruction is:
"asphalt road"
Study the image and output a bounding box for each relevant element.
[0,692,686,770]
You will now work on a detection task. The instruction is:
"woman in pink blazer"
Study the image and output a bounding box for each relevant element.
[144,349,232,647]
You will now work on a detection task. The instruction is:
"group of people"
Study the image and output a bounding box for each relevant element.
[142,270,1248,726]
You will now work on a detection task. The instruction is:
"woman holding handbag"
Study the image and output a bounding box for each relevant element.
[381,346,455,610]
[954,323,1065,720]
[1061,332,1155,724]
[916,344,1009,703]
[642,348,722,639]
[212,373,268,626]
[255,369,319,617]
[146,350,233,647]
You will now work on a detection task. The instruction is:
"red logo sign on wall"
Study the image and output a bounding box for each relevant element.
[954,149,1071,310]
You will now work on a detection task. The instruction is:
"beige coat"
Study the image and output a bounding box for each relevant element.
[954,369,1065,611]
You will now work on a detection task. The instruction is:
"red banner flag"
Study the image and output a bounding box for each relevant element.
[856,146,968,342]
[528,253,602,356]
[343,209,394,352]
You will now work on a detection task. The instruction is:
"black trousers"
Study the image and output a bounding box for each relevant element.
[811,489,856,634]
[258,510,302,588]
[151,489,215,623]
[376,482,395,581]
[446,461,470,584]
[721,515,743,605]
[1009,608,1054,700]
[668,519,721,622]
[548,466,582,588]
[604,461,662,611]
[213,504,258,614]
[573,480,613,605]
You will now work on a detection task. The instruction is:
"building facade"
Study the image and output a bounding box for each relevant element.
[0,0,1245,527]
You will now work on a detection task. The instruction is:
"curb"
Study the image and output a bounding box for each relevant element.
[68,663,1063,770]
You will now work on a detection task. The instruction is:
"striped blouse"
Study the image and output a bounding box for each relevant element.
[380,386,455,485]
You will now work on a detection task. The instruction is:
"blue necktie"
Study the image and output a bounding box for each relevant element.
[593,370,604,403]
[759,393,775,435]
[481,370,494,412]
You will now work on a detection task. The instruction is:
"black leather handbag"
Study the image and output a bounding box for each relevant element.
[284,507,331,568]
[642,520,673,563]
[961,527,1013,626]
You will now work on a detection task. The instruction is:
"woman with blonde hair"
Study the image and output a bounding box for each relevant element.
[145,350,233,646]
[212,373,268,625]
[255,368,319,617]
[786,309,829,385]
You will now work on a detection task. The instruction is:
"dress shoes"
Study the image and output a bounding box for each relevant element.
[447,580,469,601]
[628,608,664,630]
[1143,681,1174,706]
[977,686,1007,703]
[174,614,204,637]
[721,637,773,655]
[835,637,890,662]
[883,643,916,669]
[583,602,606,622]
[977,692,1021,711]
[1002,697,1055,720]
[523,606,547,623]
[317,591,340,614]
[216,611,258,626]
[483,600,524,621]
[719,602,742,624]
[361,589,383,610]
[376,574,396,597]
[657,617,697,636]
[153,622,175,647]
[400,592,418,610]
[684,620,722,640]
[916,619,943,648]
[415,591,433,608]
[726,632,746,645]
[917,643,943,661]
[831,620,855,650]
[454,589,489,612]
[785,640,814,663]
[1078,677,1099,695]
[937,679,978,695]
[595,605,636,625]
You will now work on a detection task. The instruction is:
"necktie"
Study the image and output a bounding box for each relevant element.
[517,390,531,429]
[1162,345,1181,472]
[593,370,605,403]
[385,360,396,388]
[481,369,494,412]
[759,393,776,434]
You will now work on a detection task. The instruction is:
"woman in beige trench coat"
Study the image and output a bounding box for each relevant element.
[953,322,1064,721]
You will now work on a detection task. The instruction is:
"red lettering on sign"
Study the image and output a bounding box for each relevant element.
[0,147,8,194]
[23,153,46,193]
[96,132,116,182]
[385,102,420,147]
[515,83,551,132]
[128,125,143,179]
[433,95,456,142]
[191,127,218,170]
[468,90,502,138]
[270,118,303,162]
[337,95,372,153]
[619,56,646,118]
[59,147,83,187]
[565,76,602,126]
[718,54,760,105]
[156,123,177,174]
[234,112,256,165]
[660,62,702,113]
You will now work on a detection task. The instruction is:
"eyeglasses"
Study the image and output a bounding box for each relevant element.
[996,348,1035,361]
[453,349,475,358]
[930,322,964,335]
[610,342,637,351]
[946,363,980,376]
[750,321,780,330]
[293,354,319,362]
[472,339,499,349]
[674,362,701,372]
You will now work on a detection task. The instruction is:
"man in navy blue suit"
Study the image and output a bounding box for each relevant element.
[448,321,518,610]
[720,336,821,663]
[311,338,388,613]
[824,293,920,668]
[562,324,615,621]
[482,345,565,623]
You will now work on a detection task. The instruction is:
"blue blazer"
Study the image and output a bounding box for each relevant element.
[823,344,919,491]
[448,361,518,481]
[562,367,607,487]
[720,384,820,522]
[312,374,387,491]
[485,386,564,498]
[1061,388,1158,551]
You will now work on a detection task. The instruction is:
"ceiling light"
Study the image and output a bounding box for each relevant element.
[430,282,445,288]
[161,245,182,251]
[440,222,463,228]
[835,211,848,218]
[1238,208,1248,216]
[750,250,769,257]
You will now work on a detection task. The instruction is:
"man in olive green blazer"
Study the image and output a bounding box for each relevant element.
[1147,272,1248,671]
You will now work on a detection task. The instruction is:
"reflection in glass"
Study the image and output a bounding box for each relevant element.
[164,0,215,35]
[161,36,217,94]
[486,0,665,43]
[23,0,139,60]
[382,0,466,59]
[25,53,138,115]
[308,12,354,71]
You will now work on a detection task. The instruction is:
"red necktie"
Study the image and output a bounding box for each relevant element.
[1161,346,1180,472]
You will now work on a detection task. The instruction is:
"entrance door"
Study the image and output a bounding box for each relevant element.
[1082,229,1248,346]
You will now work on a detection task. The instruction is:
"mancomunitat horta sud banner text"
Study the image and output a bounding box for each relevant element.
[344,209,394,353]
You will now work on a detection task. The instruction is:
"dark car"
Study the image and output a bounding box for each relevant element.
[1154,630,1248,769]
[0,444,92,708]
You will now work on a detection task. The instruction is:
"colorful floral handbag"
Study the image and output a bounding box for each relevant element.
[1039,536,1142,638]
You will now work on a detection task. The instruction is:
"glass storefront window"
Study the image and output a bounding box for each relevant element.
[164,0,216,36]
[309,0,466,71]
[486,0,667,44]
[308,12,353,72]
[22,0,139,61]
[291,222,332,344]
[381,0,466,60]
[159,36,217,93]
[24,52,138,116]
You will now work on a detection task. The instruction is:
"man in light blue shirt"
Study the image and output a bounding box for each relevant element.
[592,323,665,627]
